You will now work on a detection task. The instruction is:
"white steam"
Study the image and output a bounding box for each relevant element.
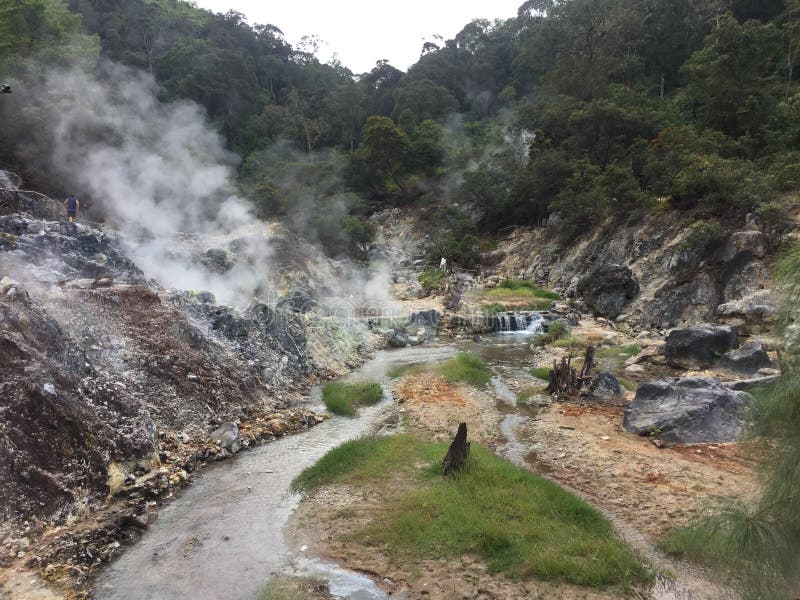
[10,60,396,314]
[24,62,271,305]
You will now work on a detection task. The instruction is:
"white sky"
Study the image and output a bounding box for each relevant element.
[192,1,523,74]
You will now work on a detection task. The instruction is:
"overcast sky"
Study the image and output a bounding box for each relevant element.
[192,1,523,74]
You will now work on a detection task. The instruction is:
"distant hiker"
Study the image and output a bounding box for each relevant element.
[440,256,447,272]
[64,195,79,222]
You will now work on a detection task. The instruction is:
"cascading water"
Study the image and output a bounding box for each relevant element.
[492,311,545,335]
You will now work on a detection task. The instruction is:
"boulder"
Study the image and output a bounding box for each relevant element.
[386,329,411,348]
[623,377,750,443]
[665,325,739,369]
[404,310,441,333]
[624,343,664,367]
[277,286,319,313]
[717,291,777,327]
[589,371,625,401]
[210,422,242,454]
[716,341,775,377]
[575,265,639,319]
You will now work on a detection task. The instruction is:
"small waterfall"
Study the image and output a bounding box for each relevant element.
[492,312,546,335]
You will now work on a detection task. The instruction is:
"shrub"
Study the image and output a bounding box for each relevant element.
[677,220,729,256]
[418,269,446,295]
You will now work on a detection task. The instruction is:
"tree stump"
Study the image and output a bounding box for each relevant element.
[442,422,470,476]
[545,346,597,397]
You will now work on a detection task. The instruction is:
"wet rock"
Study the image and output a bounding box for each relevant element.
[716,341,775,377]
[623,377,751,443]
[589,371,625,401]
[575,265,639,319]
[665,325,739,370]
[210,422,242,454]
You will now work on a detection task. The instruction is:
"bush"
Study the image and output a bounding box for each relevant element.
[677,220,729,256]
[322,382,383,417]
[418,269,446,295]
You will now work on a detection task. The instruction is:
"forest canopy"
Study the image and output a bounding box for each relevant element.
[0,0,798,260]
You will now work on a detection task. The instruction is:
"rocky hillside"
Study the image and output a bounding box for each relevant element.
[370,206,796,335]
[0,196,376,585]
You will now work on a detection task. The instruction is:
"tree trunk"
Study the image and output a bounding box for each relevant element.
[442,422,470,476]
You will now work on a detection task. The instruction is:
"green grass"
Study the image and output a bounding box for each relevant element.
[551,335,585,348]
[387,363,428,378]
[439,352,491,387]
[497,279,561,299]
[480,302,508,315]
[616,377,637,391]
[530,367,552,380]
[387,353,490,388]
[322,381,383,417]
[293,435,650,591]
[595,344,641,368]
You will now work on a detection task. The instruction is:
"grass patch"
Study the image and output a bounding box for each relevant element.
[419,269,446,295]
[596,344,641,366]
[322,381,383,417]
[616,377,637,391]
[387,363,428,378]
[497,279,561,299]
[480,302,508,315]
[530,367,552,380]
[439,352,491,387]
[294,435,650,591]
[551,335,586,349]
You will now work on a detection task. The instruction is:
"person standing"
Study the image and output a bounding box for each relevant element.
[64,194,79,222]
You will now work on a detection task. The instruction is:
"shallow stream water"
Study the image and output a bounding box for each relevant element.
[94,344,456,600]
[96,334,724,600]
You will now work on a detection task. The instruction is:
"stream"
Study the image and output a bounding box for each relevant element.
[95,333,722,600]
[94,345,455,600]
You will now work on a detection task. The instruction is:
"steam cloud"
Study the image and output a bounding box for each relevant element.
[12,60,392,312]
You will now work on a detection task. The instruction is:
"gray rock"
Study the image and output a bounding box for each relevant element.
[210,422,241,454]
[386,329,410,348]
[665,325,739,369]
[623,377,751,443]
[589,371,625,401]
[716,341,775,376]
[404,309,441,332]
[575,265,639,319]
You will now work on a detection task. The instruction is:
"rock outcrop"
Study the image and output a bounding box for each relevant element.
[588,371,625,401]
[623,377,751,443]
[716,341,775,376]
[665,325,739,369]
[575,264,639,319]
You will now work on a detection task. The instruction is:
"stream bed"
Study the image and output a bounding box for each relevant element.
[95,344,456,600]
[95,333,722,600]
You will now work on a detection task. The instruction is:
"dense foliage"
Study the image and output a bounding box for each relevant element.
[0,0,798,262]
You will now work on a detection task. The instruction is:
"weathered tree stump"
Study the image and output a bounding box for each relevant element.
[442,422,470,476]
[545,346,597,397]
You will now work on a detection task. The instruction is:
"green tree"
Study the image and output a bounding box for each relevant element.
[347,116,410,194]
